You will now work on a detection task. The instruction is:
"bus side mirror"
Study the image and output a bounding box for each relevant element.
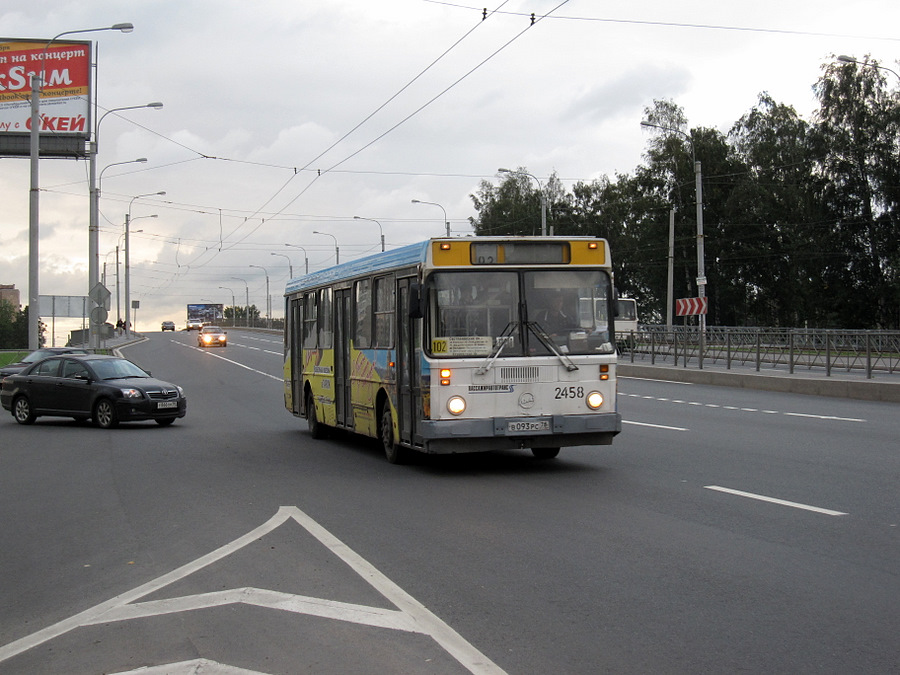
[409,282,424,319]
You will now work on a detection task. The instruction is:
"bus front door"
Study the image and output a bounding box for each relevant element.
[397,278,420,447]
[334,288,353,429]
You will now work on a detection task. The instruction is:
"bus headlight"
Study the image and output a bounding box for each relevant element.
[447,396,466,415]
[586,391,604,409]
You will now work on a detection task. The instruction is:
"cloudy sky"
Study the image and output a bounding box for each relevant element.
[2,0,899,342]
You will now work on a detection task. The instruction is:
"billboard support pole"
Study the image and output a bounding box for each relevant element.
[28,74,40,350]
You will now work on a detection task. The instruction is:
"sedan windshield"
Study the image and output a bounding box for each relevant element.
[90,359,149,380]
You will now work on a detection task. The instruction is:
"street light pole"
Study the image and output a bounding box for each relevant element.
[27,22,133,350]
[249,264,270,328]
[411,199,450,237]
[353,216,385,251]
[219,286,236,326]
[837,55,900,82]
[232,277,249,327]
[497,169,546,236]
[312,231,339,265]
[270,252,293,278]
[89,102,162,346]
[284,244,309,275]
[93,155,147,342]
[125,191,164,337]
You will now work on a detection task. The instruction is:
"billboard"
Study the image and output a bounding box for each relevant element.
[187,304,224,324]
[0,38,92,158]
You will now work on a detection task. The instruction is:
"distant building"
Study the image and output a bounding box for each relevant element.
[0,284,21,309]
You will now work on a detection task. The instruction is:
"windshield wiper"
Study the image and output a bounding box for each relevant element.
[476,322,517,375]
[526,322,579,372]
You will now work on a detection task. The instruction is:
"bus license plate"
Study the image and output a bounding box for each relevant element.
[507,419,550,433]
[157,401,177,409]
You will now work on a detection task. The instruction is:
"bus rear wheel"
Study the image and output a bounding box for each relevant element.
[531,447,560,459]
[380,405,408,464]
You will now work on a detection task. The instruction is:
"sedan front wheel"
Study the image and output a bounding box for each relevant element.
[13,396,36,425]
[94,399,120,429]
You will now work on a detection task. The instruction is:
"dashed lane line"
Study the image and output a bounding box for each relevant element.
[705,485,849,516]
[620,392,866,423]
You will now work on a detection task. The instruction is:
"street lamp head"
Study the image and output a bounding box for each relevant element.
[111,23,134,32]
[135,157,148,163]
[498,167,511,173]
[837,55,857,64]
[147,101,163,109]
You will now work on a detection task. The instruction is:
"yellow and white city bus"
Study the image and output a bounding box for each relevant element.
[283,237,621,463]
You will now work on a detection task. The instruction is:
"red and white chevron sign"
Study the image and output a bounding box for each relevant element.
[676,297,708,316]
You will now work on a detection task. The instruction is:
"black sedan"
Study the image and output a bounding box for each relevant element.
[0,354,186,428]
[0,347,88,379]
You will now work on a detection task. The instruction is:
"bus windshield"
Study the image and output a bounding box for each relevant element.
[427,269,614,357]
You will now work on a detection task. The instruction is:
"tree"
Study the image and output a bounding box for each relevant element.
[0,302,32,349]
[813,56,900,327]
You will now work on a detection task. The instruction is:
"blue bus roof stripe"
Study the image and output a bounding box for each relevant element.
[284,240,430,294]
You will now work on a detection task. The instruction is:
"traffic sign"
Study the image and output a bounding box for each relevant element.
[676,297,708,316]
[90,306,108,325]
[89,282,111,310]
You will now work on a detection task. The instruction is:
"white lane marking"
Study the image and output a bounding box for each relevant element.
[229,341,282,356]
[705,485,848,516]
[785,411,866,422]
[619,376,693,385]
[172,341,281,381]
[112,659,264,675]
[623,420,688,432]
[0,506,507,675]
[620,392,867,423]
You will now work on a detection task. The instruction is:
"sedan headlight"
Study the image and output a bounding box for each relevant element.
[120,388,143,399]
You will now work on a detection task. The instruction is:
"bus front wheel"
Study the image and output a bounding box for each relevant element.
[307,396,326,439]
[380,406,408,464]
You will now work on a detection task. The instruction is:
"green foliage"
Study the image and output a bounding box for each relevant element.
[469,60,900,329]
[0,301,31,349]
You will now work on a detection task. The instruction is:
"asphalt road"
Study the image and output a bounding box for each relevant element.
[0,329,897,674]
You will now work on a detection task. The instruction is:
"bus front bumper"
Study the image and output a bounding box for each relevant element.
[416,412,621,454]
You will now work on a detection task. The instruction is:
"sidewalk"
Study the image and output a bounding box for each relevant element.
[618,355,900,403]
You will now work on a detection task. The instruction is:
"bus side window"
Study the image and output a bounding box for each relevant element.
[355,279,372,348]
[303,292,317,349]
[319,287,333,348]
[374,276,394,348]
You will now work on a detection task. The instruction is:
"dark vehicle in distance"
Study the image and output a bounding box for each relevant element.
[0,347,89,379]
[0,354,186,428]
[161,321,176,331]
[198,325,227,347]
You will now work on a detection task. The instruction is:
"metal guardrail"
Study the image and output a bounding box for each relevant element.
[619,327,900,379]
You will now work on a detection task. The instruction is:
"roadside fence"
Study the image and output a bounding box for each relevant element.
[619,326,900,379]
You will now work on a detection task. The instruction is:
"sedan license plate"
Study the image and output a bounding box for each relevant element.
[507,419,550,433]
[157,400,178,409]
